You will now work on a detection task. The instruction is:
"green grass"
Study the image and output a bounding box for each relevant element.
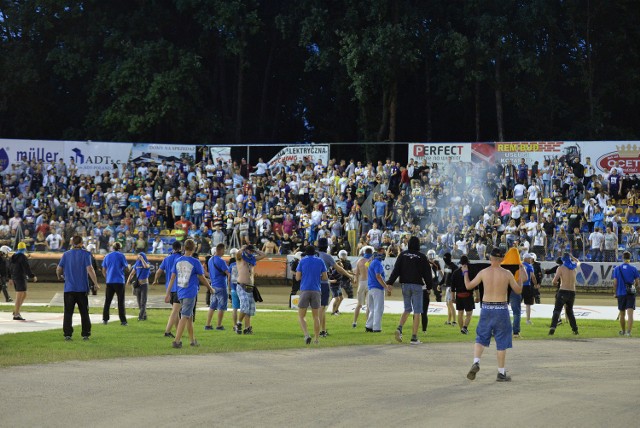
[0,308,631,368]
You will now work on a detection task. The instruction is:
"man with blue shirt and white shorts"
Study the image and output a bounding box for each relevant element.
[57,236,100,341]
[462,248,524,382]
[205,243,230,331]
[296,245,328,344]
[152,241,182,338]
[365,246,392,333]
[165,239,215,348]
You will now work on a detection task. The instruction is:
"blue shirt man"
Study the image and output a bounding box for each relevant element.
[208,255,229,289]
[365,248,390,332]
[172,255,204,300]
[613,253,640,338]
[102,250,128,284]
[101,243,130,325]
[159,250,182,292]
[57,236,100,340]
[368,255,386,290]
[297,255,327,292]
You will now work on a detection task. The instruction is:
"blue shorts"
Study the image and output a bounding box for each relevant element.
[401,283,423,314]
[209,288,228,311]
[230,284,240,310]
[330,285,342,298]
[237,285,256,316]
[179,297,196,318]
[320,282,330,306]
[618,295,636,311]
[475,302,512,351]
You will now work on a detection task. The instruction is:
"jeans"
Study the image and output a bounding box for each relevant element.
[550,290,578,332]
[590,248,603,262]
[366,288,385,331]
[133,283,148,320]
[510,292,523,334]
[103,283,127,323]
[64,292,91,338]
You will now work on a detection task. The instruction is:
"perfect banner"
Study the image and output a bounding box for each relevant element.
[268,144,329,166]
[408,143,472,164]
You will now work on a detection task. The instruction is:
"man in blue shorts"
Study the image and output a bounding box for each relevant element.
[295,245,328,344]
[387,236,432,344]
[462,248,523,382]
[165,239,215,348]
[57,235,101,340]
[152,241,182,338]
[613,251,640,337]
[205,243,230,331]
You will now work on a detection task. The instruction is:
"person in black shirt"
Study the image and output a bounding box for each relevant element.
[387,236,432,344]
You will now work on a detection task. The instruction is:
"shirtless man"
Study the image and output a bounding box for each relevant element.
[549,253,580,335]
[352,246,373,328]
[462,247,523,382]
[235,245,266,335]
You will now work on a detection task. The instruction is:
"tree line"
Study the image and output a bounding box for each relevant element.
[1,0,638,158]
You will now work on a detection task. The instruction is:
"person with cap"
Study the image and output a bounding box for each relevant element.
[613,251,640,337]
[549,253,580,336]
[152,240,183,338]
[126,252,151,321]
[462,247,524,382]
[365,246,392,333]
[10,242,37,321]
[330,250,353,316]
[521,253,538,326]
[57,235,100,340]
[316,237,353,337]
[101,242,130,326]
[352,246,372,328]
[0,245,13,302]
[387,236,432,344]
[295,245,328,344]
[205,243,230,331]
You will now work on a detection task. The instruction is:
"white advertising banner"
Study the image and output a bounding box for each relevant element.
[209,146,232,165]
[0,139,65,174]
[129,143,196,164]
[267,144,329,166]
[63,141,132,176]
[408,143,472,164]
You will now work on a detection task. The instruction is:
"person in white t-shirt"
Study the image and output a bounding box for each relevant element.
[527,182,540,216]
[510,203,524,222]
[588,227,604,262]
[513,183,527,202]
[46,233,63,251]
[253,158,269,176]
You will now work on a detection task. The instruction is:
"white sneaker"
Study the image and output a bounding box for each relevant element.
[410,339,422,345]
[526,320,533,325]
[625,332,631,337]
[394,329,403,343]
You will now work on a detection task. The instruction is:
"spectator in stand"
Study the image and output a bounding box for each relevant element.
[589,227,605,262]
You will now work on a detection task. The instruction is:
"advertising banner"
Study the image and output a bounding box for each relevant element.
[209,146,232,165]
[129,143,196,164]
[408,143,471,164]
[268,144,329,166]
[63,141,132,176]
[0,139,65,174]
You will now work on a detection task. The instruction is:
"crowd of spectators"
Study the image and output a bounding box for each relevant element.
[0,149,636,262]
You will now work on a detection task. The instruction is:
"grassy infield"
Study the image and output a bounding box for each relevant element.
[0,305,628,368]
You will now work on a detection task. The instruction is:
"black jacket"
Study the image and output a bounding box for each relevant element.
[386,250,432,289]
[10,252,35,281]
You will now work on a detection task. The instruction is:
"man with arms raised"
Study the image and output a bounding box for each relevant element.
[548,253,580,336]
[235,245,266,335]
[295,245,328,344]
[462,248,523,382]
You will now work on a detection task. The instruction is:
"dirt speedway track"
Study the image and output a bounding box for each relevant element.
[1,338,636,427]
